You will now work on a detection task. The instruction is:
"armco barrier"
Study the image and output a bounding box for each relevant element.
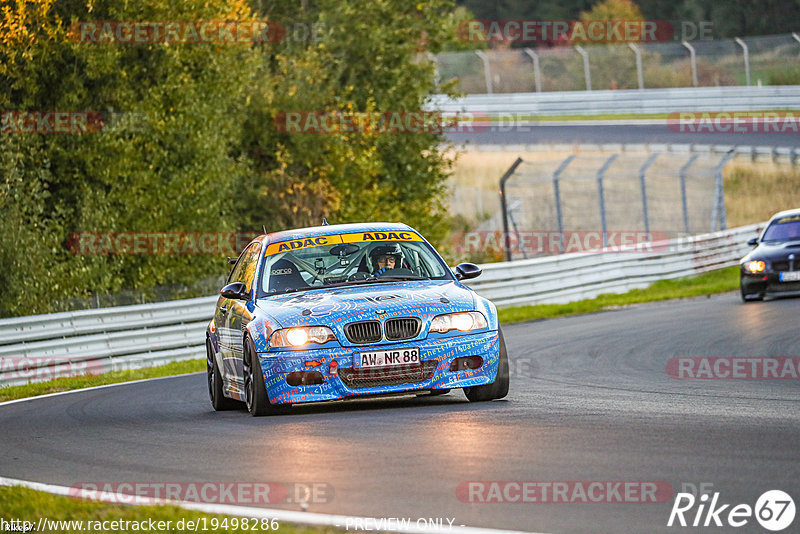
[468,224,761,307]
[428,85,800,116]
[0,296,216,387]
[0,224,761,387]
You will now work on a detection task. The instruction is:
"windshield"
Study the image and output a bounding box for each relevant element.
[258,232,453,296]
[762,216,800,242]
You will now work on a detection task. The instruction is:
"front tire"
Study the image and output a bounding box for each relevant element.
[740,284,764,302]
[464,329,510,402]
[207,339,239,411]
[243,336,285,416]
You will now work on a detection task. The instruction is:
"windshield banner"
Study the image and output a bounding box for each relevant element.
[264,231,424,256]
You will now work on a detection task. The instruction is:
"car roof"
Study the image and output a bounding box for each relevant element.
[769,208,800,220]
[254,222,417,248]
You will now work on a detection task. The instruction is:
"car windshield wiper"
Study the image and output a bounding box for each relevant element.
[265,276,425,297]
[338,277,399,286]
[373,275,427,281]
[271,286,318,295]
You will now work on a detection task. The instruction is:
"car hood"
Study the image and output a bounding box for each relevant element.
[255,280,475,329]
[743,239,800,262]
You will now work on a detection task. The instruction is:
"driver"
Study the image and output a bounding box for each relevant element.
[369,243,402,276]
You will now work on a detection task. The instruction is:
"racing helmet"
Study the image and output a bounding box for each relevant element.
[369,243,403,271]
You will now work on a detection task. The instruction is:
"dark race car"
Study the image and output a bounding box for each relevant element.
[206,222,509,416]
[740,208,800,302]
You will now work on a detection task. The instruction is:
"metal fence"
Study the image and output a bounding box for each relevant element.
[435,33,800,93]
[450,149,737,262]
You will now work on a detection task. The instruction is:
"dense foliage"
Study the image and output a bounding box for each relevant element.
[0,0,461,316]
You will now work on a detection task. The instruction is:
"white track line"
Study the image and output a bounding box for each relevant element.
[0,476,543,534]
[0,372,204,408]
[1,380,546,533]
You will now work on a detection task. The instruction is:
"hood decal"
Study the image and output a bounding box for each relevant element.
[256,281,475,327]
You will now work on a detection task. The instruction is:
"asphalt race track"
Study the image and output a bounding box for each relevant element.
[1,293,799,533]
[447,124,800,148]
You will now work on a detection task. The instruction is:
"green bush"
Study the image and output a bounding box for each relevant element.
[0,0,461,317]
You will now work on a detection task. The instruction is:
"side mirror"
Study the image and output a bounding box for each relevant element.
[220,281,249,300]
[455,263,482,281]
[747,238,758,246]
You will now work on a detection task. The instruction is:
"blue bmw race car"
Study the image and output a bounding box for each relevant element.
[206,222,509,416]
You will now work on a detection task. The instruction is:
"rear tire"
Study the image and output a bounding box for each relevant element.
[464,329,510,402]
[243,336,286,416]
[207,339,239,411]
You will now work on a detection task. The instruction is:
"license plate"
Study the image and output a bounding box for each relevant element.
[779,271,800,282]
[354,348,420,368]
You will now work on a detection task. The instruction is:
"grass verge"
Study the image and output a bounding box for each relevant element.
[0,486,339,533]
[498,266,739,324]
[0,358,204,403]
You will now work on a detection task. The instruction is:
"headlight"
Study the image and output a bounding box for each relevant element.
[744,260,766,273]
[429,312,488,334]
[269,326,337,348]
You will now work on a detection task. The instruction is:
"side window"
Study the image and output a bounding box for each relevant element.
[241,243,261,292]
[228,243,261,292]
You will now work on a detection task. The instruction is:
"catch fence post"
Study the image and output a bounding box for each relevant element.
[499,157,524,261]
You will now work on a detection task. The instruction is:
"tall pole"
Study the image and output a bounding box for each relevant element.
[499,158,524,261]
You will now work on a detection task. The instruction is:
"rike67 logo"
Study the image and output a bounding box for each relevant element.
[668,490,795,531]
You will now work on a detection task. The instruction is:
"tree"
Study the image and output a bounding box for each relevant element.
[0,0,261,315]
[236,0,460,246]
[0,0,464,316]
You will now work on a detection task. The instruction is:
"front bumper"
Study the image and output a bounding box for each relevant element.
[741,272,800,296]
[257,330,500,405]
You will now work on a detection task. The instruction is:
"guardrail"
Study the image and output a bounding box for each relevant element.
[429,85,800,116]
[0,224,761,387]
[468,224,761,307]
[0,296,216,387]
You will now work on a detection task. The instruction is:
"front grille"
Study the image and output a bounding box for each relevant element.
[338,360,438,389]
[772,261,790,271]
[768,281,800,292]
[344,321,382,344]
[384,317,421,341]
